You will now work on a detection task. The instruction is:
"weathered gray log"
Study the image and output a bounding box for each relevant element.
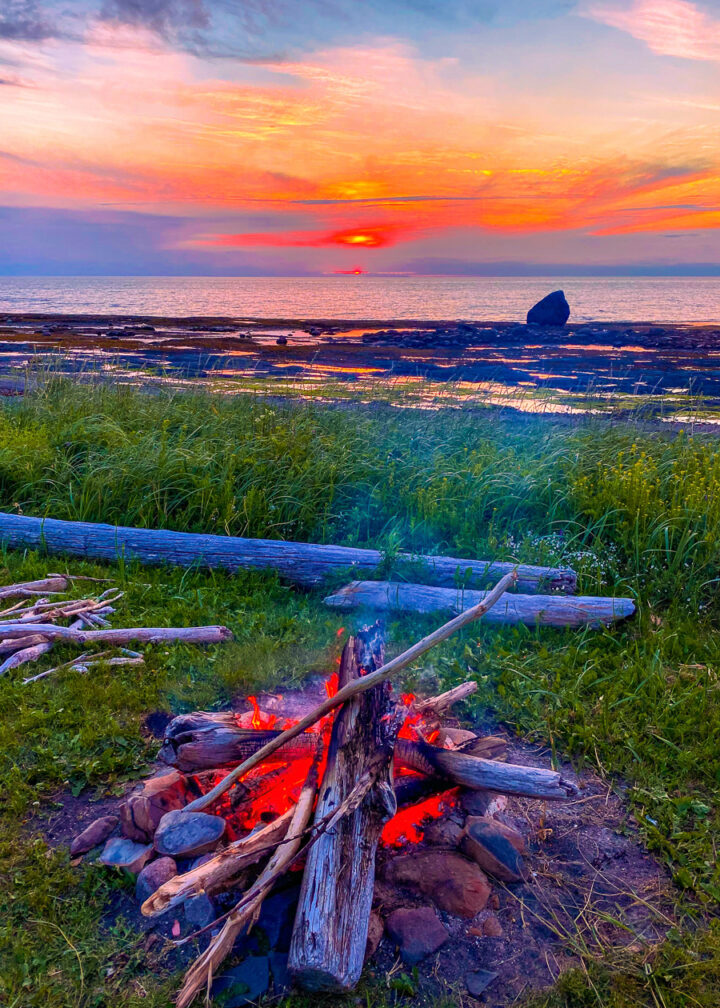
[0,512,576,593]
[0,575,69,599]
[160,713,573,799]
[405,740,575,799]
[289,622,397,991]
[324,581,635,628]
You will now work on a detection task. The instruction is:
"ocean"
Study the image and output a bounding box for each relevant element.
[0,275,718,322]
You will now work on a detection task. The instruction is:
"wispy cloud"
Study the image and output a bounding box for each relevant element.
[584,0,720,61]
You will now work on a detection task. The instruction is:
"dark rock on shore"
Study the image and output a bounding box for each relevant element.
[527,290,570,326]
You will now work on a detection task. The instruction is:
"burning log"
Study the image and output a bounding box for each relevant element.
[289,623,399,991]
[0,512,577,593]
[402,740,576,799]
[324,580,636,628]
[160,713,571,800]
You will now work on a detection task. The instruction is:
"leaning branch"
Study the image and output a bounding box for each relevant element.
[183,570,516,814]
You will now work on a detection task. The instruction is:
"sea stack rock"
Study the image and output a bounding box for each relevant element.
[527,290,570,326]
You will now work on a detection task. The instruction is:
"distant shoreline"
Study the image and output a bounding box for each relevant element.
[2,312,719,329]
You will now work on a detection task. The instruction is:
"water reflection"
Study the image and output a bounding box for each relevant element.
[2,316,720,424]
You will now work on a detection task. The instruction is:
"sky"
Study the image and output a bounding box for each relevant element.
[0,0,719,275]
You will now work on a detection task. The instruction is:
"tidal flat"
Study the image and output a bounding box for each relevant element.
[2,314,720,423]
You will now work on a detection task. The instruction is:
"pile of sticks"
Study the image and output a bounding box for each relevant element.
[129,574,577,1007]
[0,574,233,682]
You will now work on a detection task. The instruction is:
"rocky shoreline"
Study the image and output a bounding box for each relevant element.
[1,311,720,402]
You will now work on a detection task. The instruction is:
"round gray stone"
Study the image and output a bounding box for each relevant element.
[154,809,226,858]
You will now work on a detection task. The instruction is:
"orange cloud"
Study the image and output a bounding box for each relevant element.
[1,22,718,260]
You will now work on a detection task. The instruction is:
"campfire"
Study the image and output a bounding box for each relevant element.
[74,574,582,1007]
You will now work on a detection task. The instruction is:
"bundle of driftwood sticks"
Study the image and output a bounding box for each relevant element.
[0,574,232,682]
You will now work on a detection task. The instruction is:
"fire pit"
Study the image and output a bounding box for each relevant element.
[59,574,669,1007]
[80,578,584,1007]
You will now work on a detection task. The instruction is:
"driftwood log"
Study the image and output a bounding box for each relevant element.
[0,616,86,676]
[324,581,635,628]
[160,713,574,800]
[289,623,398,990]
[0,576,70,600]
[0,623,232,645]
[0,512,577,593]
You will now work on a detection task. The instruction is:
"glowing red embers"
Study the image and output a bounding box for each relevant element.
[192,676,453,849]
[381,792,457,847]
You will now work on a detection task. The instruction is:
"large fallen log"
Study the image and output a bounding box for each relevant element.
[324,581,635,628]
[160,713,573,800]
[0,512,577,593]
[289,622,398,991]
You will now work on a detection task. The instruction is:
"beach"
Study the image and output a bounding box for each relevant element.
[2,313,720,420]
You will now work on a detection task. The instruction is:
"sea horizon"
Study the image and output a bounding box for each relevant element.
[2,274,718,324]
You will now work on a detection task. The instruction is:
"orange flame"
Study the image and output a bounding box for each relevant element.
[193,675,450,846]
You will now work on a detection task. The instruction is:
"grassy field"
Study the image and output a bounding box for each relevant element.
[1,378,719,1008]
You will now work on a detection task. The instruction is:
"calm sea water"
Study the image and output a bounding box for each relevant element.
[0,276,718,322]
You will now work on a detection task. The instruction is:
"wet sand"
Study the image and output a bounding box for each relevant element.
[1,313,719,407]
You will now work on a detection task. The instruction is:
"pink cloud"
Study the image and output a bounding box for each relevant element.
[585,0,720,61]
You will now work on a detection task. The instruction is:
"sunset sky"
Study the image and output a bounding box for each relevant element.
[1,0,719,275]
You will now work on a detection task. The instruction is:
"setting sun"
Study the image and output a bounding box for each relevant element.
[331,230,387,248]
